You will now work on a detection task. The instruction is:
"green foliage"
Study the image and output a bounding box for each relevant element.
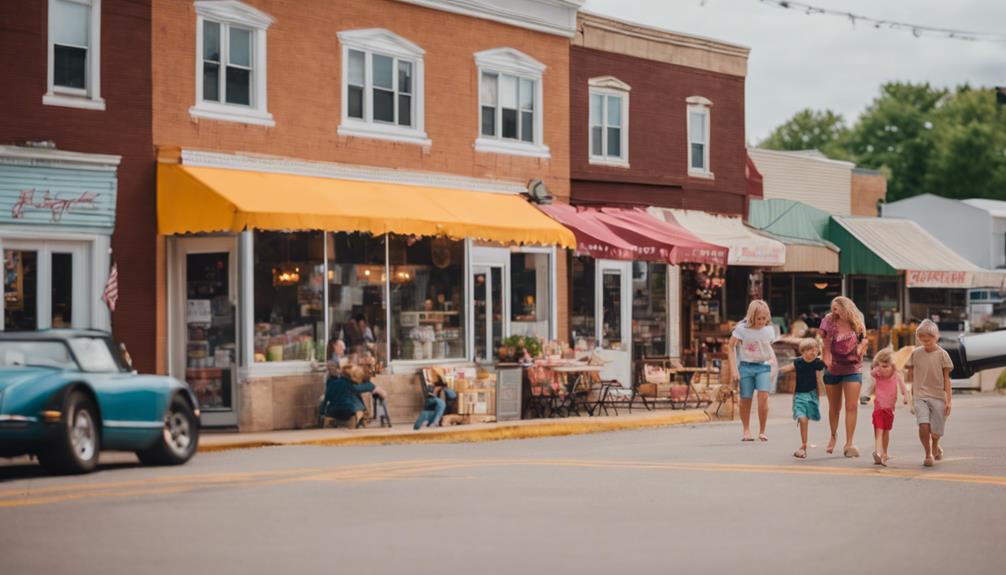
[498,335,543,362]
[997,369,1006,390]
[759,82,1006,202]
[759,108,851,159]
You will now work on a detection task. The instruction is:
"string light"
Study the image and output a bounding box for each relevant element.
[751,0,1006,43]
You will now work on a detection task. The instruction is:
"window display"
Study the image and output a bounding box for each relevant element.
[510,252,550,340]
[389,235,465,361]
[327,233,387,362]
[185,251,235,409]
[253,232,324,362]
[633,262,667,358]
[3,250,37,331]
[570,255,595,350]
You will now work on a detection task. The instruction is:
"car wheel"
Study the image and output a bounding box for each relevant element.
[137,397,199,466]
[38,391,100,474]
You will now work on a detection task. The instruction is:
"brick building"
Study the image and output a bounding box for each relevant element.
[554,12,779,383]
[0,0,155,370]
[151,0,581,429]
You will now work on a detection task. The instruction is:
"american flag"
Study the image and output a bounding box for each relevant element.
[101,263,118,313]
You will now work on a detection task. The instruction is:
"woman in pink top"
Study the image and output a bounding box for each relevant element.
[819,296,869,458]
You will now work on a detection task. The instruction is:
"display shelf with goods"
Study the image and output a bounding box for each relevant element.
[399,311,463,361]
[185,252,236,410]
[632,262,669,359]
[423,365,498,420]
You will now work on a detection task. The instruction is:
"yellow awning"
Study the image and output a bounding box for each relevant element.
[157,163,576,248]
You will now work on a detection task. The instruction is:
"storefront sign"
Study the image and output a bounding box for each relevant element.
[906,270,971,288]
[11,189,99,222]
[729,243,787,267]
[0,163,117,232]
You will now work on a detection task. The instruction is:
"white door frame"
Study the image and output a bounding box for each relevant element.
[168,235,238,427]
[469,245,510,363]
[596,259,632,385]
[0,238,94,331]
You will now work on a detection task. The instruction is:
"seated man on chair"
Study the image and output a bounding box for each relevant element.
[323,364,387,428]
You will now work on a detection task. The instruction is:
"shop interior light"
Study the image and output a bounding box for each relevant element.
[814,282,829,290]
[273,265,301,286]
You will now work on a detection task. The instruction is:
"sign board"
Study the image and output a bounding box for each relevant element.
[187,299,212,324]
[0,162,117,233]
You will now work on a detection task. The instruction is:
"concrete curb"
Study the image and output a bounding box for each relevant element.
[198,411,712,453]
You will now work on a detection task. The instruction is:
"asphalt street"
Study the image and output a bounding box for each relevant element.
[2,393,1004,575]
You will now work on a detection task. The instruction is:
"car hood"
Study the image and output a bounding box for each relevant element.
[0,366,66,394]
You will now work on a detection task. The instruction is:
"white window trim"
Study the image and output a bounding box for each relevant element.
[190,1,274,127]
[474,47,549,159]
[337,29,429,147]
[45,0,105,110]
[588,76,630,168]
[686,96,713,179]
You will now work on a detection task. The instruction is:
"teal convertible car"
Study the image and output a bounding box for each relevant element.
[0,330,199,474]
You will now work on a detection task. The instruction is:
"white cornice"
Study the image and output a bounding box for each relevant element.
[589,75,630,92]
[194,0,274,29]
[0,145,121,170]
[178,149,527,195]
[338,28,425,59]
[475,47,546,76]
[396,0,583,38]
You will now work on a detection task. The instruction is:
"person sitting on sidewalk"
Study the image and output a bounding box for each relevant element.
[323,364,387,428]
[414,385,447,430]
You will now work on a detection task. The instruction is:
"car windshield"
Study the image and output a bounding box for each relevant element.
[67,337,126,373]
[0,341,77,370]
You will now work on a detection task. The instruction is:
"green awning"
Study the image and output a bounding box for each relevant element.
[748,199,835,248]
[828,218,897,276]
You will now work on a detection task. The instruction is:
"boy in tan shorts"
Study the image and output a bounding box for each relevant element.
[905,319,953,467]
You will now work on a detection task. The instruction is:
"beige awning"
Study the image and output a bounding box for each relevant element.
[649,208,786,266]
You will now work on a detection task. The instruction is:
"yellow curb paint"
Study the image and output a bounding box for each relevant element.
[198,412,711,453]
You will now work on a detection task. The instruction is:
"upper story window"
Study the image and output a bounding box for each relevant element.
[337,29,429,147]
[475,48,549,159]
[45,0,104,110]
[191,1,274,126]
[588,76,630,167]
[687,96,713,178]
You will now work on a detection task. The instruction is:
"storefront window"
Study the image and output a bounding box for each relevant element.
[389,235,465,361]
[794,275,841,328]
[253,232,325,362]
[510,251,550,340]
[570,255,595,350]
[4,250,38,331]
[633,262,667,358]
[852,277,899,330]
[601,270,622,349]
[327,233,387,362]
[909,288,967,330]
[51,252,73,328]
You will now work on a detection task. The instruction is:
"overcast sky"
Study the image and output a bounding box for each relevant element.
[581,0,1006,143]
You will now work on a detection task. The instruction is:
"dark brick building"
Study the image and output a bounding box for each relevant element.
[570,12,750,214]
[0,0,157,372]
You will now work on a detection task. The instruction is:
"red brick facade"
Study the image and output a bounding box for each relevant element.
[0,0,157,372]
[569,46,748,215]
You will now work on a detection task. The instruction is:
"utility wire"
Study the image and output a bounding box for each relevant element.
[754,0,1006,42]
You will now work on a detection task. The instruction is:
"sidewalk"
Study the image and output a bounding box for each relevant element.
[198,405,716,453]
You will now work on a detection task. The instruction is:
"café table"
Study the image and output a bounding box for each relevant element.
[551,364,604,416]
[670,366,715,409]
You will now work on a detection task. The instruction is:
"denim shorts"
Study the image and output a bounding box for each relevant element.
[823,371,863,385]
[738,361,771,399]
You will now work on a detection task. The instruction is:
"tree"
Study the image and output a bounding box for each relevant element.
[759,108,851,159]
[844,82,947,202]
[920,87,1006,200]
[759,82,1006,202]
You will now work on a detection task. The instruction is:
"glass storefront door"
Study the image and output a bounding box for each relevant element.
[172,237,237,427]
[472,265,505,362]
[2,241,89,331]
[596,259,632,385]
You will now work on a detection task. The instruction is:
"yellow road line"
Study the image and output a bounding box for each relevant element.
[3,458,1004,508]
